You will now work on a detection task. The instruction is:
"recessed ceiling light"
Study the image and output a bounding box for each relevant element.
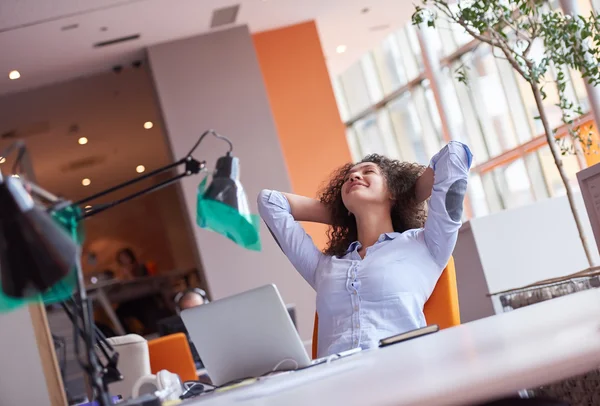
[85,205,92,210]
[78,137,88,145]
[136,165,145,173]
[336,45,347,54]
[8,70,20,80]
[82,178,91,186]
[144,121,154,130]
[0,157,5,164]
[11,174,19,178]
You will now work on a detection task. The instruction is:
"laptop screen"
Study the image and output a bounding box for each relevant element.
[157,305,297,371]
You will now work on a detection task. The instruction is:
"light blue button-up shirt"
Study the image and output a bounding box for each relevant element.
[258,142,472,357]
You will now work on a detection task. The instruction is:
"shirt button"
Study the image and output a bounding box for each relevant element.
[355,324,360,329]
[353,291,357,295]
[354,306,359,311]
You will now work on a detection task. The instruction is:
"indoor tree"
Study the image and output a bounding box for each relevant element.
[413,0,600,267]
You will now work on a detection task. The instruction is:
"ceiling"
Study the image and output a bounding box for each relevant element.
[0,0,414,96]
[0,66,171,202]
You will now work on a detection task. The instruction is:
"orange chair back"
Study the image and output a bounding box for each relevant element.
[311,257,460,359]
[423,256,460,329]
[148,333,198,382]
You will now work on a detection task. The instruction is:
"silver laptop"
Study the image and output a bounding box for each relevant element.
[180,284,312,386]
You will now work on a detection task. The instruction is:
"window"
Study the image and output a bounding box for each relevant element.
[569,69,591,113]
[432,3,473,58]
[374,110,402,160]
[352,111,402,160]
[536,144,582,197]
[443,66,490,161]
[394,25,423,81]
[524,152,551,201]
[339,62,372,117]
[577,0,594,15]
[490,159,535,209]
[459,47,520,156]
[346,127,362,161]
[433,18,457,58]
[331,77,350,122]
[495,57,534,144]
[387,93,428,164]
[515,66,567,135]
[372,35,408,94]
[387,85,442,165]
[422,80,443,142]
[467,173,490,217]
[480,171,505,213]
[333,13,595,222]
[353,114,387,157]
[360,54,384,104]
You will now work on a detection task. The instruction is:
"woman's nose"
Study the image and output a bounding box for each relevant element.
[349,173,361,182]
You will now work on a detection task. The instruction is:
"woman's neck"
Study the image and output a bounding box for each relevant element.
[354,209,394,252]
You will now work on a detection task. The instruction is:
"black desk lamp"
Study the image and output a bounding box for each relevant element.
[0,130,261,406]
[0,171,78,298]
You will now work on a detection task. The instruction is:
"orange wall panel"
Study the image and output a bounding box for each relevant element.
[253,21,351,249]
[579,120,600,167]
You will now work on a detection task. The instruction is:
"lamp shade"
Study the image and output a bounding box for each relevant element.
[196,153,261,251]
[0,174,78,298]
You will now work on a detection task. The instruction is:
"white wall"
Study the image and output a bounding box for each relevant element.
[0,307,52,406]
[148,25,316,340]
[454,192,600,322]
[474,192,598,293]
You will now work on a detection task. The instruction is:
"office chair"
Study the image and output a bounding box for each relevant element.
[148,333,198,382]
[311,256,460,359]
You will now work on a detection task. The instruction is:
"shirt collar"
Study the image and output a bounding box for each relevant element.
[344,232,400,254]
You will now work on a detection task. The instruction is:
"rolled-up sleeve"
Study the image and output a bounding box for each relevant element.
[424,141,472,267]
[257,190,324,289]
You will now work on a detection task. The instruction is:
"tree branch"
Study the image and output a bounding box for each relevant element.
[499,15,533,44]
[455,18,501,47]
[523,37,535,58]
[491,47,512,61]
[430,1,502,48]
[489,29,529,78]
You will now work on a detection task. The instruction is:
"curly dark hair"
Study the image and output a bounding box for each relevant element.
[319,154,427,257]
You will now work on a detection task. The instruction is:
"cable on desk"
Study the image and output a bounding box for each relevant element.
[179,353,352,400]
[271,358,298,372]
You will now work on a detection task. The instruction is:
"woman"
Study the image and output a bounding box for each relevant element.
[258,141,472,357]
[116,248,150,280]
[114,248,166,333]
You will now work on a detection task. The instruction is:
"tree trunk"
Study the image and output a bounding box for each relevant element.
[530,80,594,267]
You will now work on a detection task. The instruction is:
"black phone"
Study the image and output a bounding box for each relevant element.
[378,324,440,348]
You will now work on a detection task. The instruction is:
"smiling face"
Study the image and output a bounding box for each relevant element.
[319,154,426,257]
[341,162,392,215]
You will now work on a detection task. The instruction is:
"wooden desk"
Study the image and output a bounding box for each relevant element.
[87,268,197,335]
[184,288,600,406]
